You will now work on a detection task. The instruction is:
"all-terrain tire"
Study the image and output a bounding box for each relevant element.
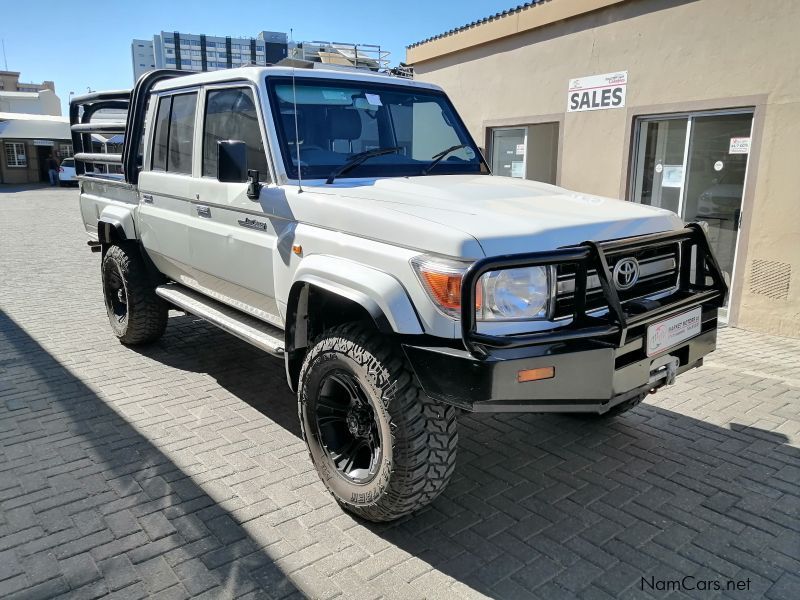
[298,323,458,522]
[101,243,168,345]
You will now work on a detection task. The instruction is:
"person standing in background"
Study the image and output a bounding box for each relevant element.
[47,155,59,186]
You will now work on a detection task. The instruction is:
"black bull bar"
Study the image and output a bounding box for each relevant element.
[459,223,728,358]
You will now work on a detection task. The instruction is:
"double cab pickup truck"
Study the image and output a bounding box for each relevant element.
[70,65,727,522]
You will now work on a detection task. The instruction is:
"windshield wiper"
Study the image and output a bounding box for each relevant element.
[421,144,469,176]
[326,147,402,184]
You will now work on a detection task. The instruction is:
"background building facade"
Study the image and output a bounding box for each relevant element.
[407,0,800,338]
[131,31,288,81]
[0,71,55,93]
[131,31,392,81]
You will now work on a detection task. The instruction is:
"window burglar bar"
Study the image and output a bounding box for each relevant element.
[4,142,27,167]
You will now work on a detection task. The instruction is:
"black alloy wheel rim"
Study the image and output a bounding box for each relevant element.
[314,370,382,484]
[105,264,128,322]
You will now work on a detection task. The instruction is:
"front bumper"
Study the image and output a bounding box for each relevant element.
[403,307,717,413]
[403,224,727,414]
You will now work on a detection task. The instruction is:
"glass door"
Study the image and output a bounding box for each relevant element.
[632,118,688,214]
[630,110,754,318]
[491,128,526,178]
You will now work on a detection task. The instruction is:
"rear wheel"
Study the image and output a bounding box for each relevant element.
[298,323,458,522]
[101,243,167,345]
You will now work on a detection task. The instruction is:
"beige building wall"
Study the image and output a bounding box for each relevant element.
[409,0,800,338]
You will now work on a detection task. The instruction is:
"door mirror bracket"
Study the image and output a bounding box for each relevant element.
[247,170,262,201]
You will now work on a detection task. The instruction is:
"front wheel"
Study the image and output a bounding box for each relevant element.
[298,323,458,522]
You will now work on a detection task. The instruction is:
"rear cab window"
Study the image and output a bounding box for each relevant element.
[151,91,198,174]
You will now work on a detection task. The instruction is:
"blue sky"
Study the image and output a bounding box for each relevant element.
[0,0,517,115]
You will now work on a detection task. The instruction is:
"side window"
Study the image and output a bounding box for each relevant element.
[152,96,171,171]
[168,93,197,174]
[151,92,197,174]
[203,87,270,180]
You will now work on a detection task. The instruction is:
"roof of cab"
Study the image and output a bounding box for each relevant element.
[150,65,442,93]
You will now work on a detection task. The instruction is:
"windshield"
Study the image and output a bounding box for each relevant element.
[266,77,486,180]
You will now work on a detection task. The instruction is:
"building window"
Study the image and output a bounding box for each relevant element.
[59,143,74,158]
[5,142,27,167]
[488,122,559,184]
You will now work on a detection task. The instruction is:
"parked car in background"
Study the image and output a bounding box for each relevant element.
[58,158,77,186]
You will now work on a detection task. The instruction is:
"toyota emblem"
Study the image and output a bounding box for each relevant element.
[613,257,640,290]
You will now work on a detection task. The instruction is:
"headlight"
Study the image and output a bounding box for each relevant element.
[411,255,552,321]
[478,266,552,320]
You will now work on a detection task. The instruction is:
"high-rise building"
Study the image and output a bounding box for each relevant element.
[131,39,156,82]
[130,31,288,81]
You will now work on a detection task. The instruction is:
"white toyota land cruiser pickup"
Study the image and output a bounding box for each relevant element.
[70,66,727,522]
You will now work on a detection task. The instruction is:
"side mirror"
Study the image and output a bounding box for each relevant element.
[217,140,247,183]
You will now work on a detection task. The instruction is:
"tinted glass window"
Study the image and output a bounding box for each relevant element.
[203,87,269,180]
[167,93,197,174]
[152,96,171,171]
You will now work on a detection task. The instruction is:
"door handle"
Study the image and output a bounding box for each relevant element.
[196,205,211,218]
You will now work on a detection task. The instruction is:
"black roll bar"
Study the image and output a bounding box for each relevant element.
[69,69,184,182]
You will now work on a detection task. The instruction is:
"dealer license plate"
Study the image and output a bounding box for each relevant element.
[646,307,702,357]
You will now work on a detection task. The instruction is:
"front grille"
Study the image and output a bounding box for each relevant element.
[553,241,681,319]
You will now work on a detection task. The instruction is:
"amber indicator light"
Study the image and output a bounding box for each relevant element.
[517,366,555,383]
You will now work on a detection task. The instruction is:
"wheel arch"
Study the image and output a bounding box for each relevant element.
[283,257,424,391]
[97,204,136,244]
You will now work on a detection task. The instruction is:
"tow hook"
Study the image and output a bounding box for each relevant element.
[648,355,680,388]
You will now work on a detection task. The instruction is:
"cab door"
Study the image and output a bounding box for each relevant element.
[138,90,199,282]
[185,84,283,326]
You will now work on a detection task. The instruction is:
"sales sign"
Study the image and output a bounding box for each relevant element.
[567,71,627,112]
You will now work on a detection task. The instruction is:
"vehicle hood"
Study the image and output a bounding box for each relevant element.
[309,175,684,257]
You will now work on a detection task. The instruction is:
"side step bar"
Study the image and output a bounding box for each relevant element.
[155,284,284,357]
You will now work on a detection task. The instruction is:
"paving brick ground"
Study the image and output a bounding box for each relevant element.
[1,185,799,599]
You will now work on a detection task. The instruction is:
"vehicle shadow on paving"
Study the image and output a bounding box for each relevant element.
[0,310,302,599]
[135,314,800,599]
[131,313,301,437]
